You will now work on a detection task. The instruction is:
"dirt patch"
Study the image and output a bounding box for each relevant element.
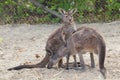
[0,22,120,80]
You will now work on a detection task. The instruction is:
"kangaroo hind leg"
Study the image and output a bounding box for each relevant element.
[78,52,85,70]
[90,53,95,68]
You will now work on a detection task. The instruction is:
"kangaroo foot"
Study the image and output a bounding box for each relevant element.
[100,67,106,79]
[80,66,86,72]
[91,65,95,68]
[59,64,65,68]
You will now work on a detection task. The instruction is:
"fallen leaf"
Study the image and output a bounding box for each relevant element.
[35,54,40,58]
[24,62,32,65]
[16,48,26,53]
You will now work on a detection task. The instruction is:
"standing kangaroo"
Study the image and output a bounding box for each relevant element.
[47,27,106,79]
[8,8,78,70]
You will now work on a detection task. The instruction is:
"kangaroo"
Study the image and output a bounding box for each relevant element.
[8,8,78,70]
[47,27,106,79]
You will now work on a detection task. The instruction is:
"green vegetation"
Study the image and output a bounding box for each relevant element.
[0,38,3,43]
[0,0,120,24]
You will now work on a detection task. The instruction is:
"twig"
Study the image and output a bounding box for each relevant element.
[29,0,63,19]
[52,70,64,78]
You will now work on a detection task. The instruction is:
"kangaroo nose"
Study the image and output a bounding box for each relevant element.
[69,19,71,22]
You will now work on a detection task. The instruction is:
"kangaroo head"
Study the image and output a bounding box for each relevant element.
[59,8,77,24]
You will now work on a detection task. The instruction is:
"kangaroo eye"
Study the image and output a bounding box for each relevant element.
[65,15,68,18]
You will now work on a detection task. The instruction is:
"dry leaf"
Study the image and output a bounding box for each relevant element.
[16,48,26,53]
[24,62,32,65]
[35,54,40,58]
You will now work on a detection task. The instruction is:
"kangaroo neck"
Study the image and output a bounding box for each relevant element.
[63,22,77,31]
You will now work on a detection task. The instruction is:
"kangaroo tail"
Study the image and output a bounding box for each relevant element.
[99,40,106,79]
[36,53,50,67]
[8,53,50,71]
[8,64,40,71]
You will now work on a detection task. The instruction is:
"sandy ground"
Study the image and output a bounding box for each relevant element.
[0,21,120,80]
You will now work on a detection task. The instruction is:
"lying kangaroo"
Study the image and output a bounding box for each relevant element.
[8,8,78,70]
[47,27,106,78]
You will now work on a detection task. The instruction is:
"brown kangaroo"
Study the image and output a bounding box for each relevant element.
[8,8,78,70]
[47,27,106,79]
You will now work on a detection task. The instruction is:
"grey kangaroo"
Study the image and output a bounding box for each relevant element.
[47,27,106,79]
[8,8,78,70]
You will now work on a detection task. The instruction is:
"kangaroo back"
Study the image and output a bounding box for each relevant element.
[67,27,106,78]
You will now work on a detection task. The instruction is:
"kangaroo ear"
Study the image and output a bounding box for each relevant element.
[69,8,77,15]
[58,8,66,15]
